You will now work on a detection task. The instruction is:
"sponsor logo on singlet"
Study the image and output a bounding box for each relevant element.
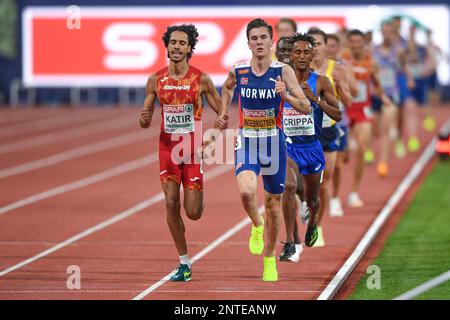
[163,84,191,91]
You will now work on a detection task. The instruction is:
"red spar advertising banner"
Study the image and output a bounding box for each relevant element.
[23,7,345,87]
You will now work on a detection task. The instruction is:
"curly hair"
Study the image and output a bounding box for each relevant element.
[289,32,316,48]
[162,24,199,61]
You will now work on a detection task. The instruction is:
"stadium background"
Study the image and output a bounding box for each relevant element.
[0,0,449,106]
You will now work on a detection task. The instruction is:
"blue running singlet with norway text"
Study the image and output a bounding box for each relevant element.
[234,60,287,195]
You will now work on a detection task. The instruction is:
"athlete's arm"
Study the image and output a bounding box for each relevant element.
[371,60,391,106]
[221,67,236,117]
[200,73,222,115]
[280,65,311,114]
[140,74,157,129]
[333,64,352,108]
[341,61,359,98]
[318,75,342,122]
[399,48,416,89]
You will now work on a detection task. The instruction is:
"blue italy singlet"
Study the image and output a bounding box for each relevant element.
[282,72,323,145]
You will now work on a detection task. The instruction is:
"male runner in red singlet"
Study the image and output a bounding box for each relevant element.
[139,24,226,282]
[341,29,390,208]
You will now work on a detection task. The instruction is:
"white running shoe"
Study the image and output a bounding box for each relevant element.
[292,244,304,262]
[329,197,344,217]
[348,192,364,208]
[299,201,310,224]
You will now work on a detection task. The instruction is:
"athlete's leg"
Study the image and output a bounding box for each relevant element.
[264,191,282,257]
[237,170,262,226]
[183,162,205,220]
[184,190,204,221]
[332,151,345,198]
[303,171,322,246]
[352,121,371,193]
[318,151,336,224]
[378,102,397,177]
[162,181,187,256]
[405,97,419,150]
[282,157,299,244]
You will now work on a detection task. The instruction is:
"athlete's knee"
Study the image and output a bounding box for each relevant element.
[265,194,281,215]
[185,205,203,221]
[284,180,297,195]
[165,198,181,215]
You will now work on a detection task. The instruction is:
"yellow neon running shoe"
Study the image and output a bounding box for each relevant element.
[263,256,278,282]
[395,140,406,159]
[249,217,264,255]
[423,116,436,132]
[364,149,375,164]
[407,137,421,152]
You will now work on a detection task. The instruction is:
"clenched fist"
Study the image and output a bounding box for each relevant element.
[139,108,152,128]
[275,75,288,99]
[301,83,318,104]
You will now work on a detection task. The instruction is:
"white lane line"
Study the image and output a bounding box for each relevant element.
[0,129,158,179]
[0,290,320,294]
[0,165,232,278]
[393,270,450,300]
[317,138,437,300]
[0,110,119,139]
[0,154,157,215]
[0,114,137,155]
[133,206,264,300]
[154,290,321,293]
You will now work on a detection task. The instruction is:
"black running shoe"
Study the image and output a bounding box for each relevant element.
[279,242,297,262]
[305,224,318,247]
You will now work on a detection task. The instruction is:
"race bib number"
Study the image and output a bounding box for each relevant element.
[322,113,332,128]
[283,108,315,136]
[380,68,396,88]
[242,108,277,138]
[163,104,195,134]
[354,81,368,103]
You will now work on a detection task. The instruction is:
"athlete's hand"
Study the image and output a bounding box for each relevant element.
[215,113,229,130]
[332,69,342,87]
[139,108,152,128]
[199,138,215,160]
[301,83,318,104]
[275,76,288,99]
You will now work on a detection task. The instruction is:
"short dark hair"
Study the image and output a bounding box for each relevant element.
[307,27,328,44]
[327,33,340,44]
[277,36,292,47]
[347,29,365,39]
[246,18,273,40]
[162,24,199,61]
[290,32,316,48]
[276,18,297,33]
